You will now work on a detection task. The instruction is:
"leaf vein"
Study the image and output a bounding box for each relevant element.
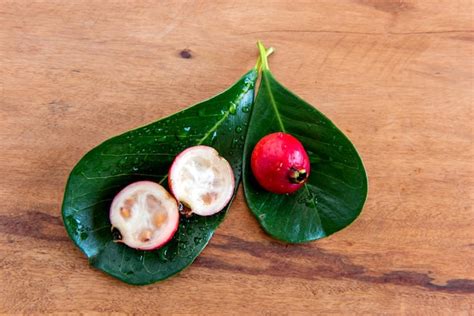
[100,153,176,157]
[80,171,165,180]
[263,73,286,132]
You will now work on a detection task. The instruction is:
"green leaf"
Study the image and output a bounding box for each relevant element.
[62,68,257,285]
[243,43,368,243]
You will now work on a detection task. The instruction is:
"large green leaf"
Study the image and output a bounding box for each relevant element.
[62,68,257,285]
[243,43,368,243]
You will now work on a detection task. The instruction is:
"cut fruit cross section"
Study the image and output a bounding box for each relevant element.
[169,146,235,216]
[109,181,179,250]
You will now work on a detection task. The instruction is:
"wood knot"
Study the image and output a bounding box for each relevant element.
[179,49,192,59]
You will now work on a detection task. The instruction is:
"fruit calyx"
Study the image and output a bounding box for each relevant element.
[289,167,308,184]
[177,202,193,218]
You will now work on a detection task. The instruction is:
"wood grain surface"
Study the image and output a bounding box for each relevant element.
[1,0,473,314]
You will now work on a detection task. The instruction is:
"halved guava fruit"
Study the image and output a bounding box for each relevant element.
[169,146,234,216]
[109,181,179,250]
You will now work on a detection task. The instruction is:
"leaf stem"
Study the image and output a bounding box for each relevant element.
[257,41,270,71]
[254,43,274,71]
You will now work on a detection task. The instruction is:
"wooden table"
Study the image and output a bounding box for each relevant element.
[1,1,473,314]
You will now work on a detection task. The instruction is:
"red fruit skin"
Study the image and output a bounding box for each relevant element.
[136,221,179,251]
[251,132,310,194]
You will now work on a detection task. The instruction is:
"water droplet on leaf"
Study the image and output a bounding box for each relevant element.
[229,103,237,115]
[175,128,189,141]
[156,135,167,142]
[231,139,239,148]
[160,248,169,262]
[210,131,217,145]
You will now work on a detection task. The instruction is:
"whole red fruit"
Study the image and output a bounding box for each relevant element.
[251,132,310,194]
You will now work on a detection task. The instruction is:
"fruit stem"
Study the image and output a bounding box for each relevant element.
[255,41,273,71]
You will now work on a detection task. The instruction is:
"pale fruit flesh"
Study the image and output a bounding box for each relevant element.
[169,146,235,216]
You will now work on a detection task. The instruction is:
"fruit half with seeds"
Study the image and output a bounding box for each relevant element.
[169,145,235,216]
[109,181,179,250]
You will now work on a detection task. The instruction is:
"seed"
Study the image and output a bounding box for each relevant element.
[139,230,153,242]
[201,193,213,205]
[120,207,131,218]
[201,192,218,205]
[194,157,211,170]
[146,194,161,211]
[153,213,168,228]
[123,198,135,208]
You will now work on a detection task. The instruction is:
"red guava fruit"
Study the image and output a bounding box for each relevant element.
[251,132,310,194]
